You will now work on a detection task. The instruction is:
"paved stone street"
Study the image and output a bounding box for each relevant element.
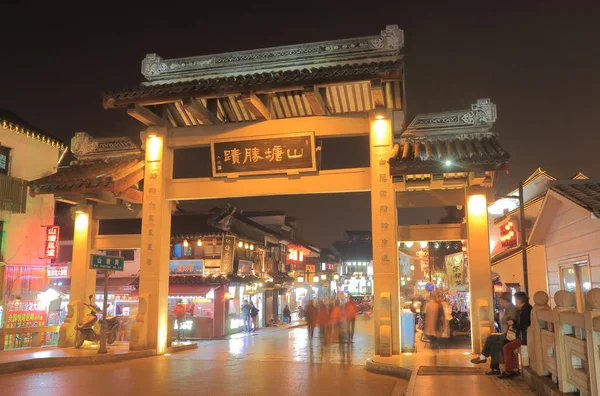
[0,318,402,396]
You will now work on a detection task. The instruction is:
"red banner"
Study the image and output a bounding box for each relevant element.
[44,226,60,259]
[5,300,47,328]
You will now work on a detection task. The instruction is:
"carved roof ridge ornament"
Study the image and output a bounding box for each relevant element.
[71,132,143,161]
[406,99,497,132]
[140,25,403,85]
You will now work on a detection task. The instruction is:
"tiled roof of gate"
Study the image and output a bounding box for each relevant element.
[102,61,402,108]
[29,156,144,194]
[551,180,600,217]
[390,134,510,175]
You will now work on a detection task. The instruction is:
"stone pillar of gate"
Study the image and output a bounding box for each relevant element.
[465,188,494,354]
[58,205,96,347]
[369,108,400,356]
[130,127,173,353]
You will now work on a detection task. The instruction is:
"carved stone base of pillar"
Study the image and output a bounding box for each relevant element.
[58,301,82,348]
[380,325,392,357]
[129,294,149,351]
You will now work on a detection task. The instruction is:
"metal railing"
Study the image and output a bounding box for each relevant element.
[527,288,600,395]
[0,174,28,214]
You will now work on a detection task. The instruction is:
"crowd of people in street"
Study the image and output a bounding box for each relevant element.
[301,298,359,345]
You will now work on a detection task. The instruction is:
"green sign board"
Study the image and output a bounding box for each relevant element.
[90,254,124,271]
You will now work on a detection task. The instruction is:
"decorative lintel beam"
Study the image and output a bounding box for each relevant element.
[241,92,271,121]
[116,187,144,204]
[127,104,169,127]
[183,98,221,125]
[370,80,385,108]
[303,86,328,116]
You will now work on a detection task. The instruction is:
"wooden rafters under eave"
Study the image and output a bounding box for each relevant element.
[241,93,271,121]
[127,104,169,127]
[370,80,385,108]
[183,98,222,125]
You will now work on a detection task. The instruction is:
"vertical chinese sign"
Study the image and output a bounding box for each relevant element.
[211,132,316,177]
[445,252,464,290]
[44,226,60,259]
[221,236,235,274]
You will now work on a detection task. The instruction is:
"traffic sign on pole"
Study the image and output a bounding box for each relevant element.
[90,254,124,271]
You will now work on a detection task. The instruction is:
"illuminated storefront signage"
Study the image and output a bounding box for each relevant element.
[445,252,464,290]
[211,132,316,177]
[500,221,518,248]
[221,236,235,274]
[5,300,47,328]
[169,260,204,274]
[44,226,60,259]
[47,266,69,278]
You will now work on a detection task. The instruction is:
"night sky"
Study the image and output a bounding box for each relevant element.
[2,1,598,247]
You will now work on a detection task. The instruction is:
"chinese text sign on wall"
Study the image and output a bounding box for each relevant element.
[45,226,60,259]
[211,132,316,177]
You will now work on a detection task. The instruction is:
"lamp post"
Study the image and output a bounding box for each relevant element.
[496,182,529,294]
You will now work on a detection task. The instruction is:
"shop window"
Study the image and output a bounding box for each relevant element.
[183,246,193,257]
[0,146,10,175]
[560,258,591,312]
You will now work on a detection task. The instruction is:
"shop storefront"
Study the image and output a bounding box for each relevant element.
[167,283,225,339]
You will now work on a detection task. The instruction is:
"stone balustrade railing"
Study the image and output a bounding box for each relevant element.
[527,288,600,395]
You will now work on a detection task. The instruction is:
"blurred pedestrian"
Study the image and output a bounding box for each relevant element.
[173,300,186,340]
[304,300,317,340]
[344,298,358,342]
[330,300,344,342]
[317,302,330,345]
[424,295,440,348]
[241,300,251,333]
[250,301,259,332]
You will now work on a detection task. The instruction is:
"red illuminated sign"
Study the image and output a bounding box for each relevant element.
[500,221,518,248]
[45,226,60,259]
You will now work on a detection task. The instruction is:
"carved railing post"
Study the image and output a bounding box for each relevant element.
[58,301,81,348]
[584,288,600,396]
[129,294,149,351]
[528,291,552,375]
[553,290,578,393]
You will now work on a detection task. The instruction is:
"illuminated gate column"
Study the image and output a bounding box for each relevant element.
[465,188,495,354]
[58,205,96,347]
[370,109,400,356]
[130,127,173,353]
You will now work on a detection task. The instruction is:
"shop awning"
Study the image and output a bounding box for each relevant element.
[168,284,219,298]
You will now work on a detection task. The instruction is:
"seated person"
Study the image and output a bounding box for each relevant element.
[498,291,532,379]
[470,292,518,375]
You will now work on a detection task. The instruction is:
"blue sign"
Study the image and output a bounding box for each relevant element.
[169,260,204,274]
[425,282,436,292]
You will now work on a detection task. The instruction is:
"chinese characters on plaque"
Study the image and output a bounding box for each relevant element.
[211,133,316,177]
[44,226,60,259]
[445,252,465,290]
[221,236,235,274]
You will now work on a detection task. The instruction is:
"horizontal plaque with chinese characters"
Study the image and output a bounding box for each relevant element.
[210,132,316,177]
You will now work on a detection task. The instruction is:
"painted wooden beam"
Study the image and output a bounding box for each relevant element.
[241,92,271,121]
[397,223,466,242]
[117,187,144,204]
[127,104,169,127]
[396,187,466,208]
[303,86,328,116]
[93,204,143,220]
[166,167,371,201]
[94,234,141,250]
[183,98,221,125]
[370,80,385,107]
[167,114,369,148]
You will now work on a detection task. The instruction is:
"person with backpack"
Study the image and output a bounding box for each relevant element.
[250,301,259,332]
[241,300,251,333]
